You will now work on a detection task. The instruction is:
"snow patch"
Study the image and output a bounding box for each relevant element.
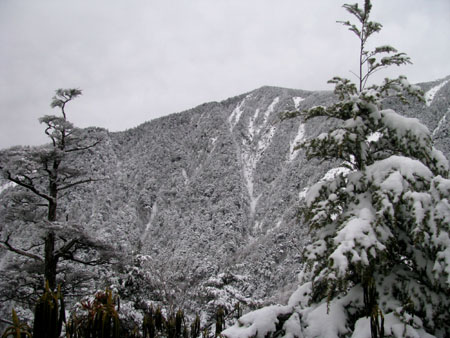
[222,305,293,338]
[229,95,251,131]
[322,167,351,182]
[263,97,279,125]
[240,97,279,220]
[425,79,449,106]
[289,122,305,161]
[181,169,189,184]
[302,300,349,337]
[143,202,158,239]
[367,155,433,184]
[293,96,305,110]
[299,187,308,200]
[248,109,260,140]
[367,131,381,143]
[0,181,15,195]
[432,109,448,137]
[304,167,351,206]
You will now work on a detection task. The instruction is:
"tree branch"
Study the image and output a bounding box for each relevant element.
[0,317,14,325]
[0,234,44,262]
[54,238,78,259]
[65,140,102,153]
[64,256,107,266]
[57,177,105,192]
[3,170,53,203]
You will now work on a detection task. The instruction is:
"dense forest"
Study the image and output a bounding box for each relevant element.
[1,1,449,337]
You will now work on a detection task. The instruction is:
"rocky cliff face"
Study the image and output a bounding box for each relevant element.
[1,76,449,312]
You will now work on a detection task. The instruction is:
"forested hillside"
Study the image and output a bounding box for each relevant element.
[1,75,449,332]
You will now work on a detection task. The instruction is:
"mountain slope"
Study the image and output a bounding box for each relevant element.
[1,76,449,315]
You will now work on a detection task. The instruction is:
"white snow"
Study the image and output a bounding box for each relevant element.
[321,166,351,182]
[293,97,305,110]
[242,150,262,220]
[248,109,260,140]
[257,126,276,156]
[222,305,293,338]
[367,155,433,184]
[330,206,382,275]
[288,282,312,307]
[0,181,15,194]
[282,313,303,338]
[289,122,305,161]
[181,168,189,184]
[229,95,252,131]
[298,187,308,200]
[381,109,430,140]
[240,97,279,220]
[432,109,448,137]
[275,219,282,229]
[263,97,279,125]
[302,299,349,338]
[367,131,381,143]
[143,202,158,239]
[425,79,449,107]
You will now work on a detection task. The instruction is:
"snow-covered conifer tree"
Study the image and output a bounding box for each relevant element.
[0,89,109,294]
[224,1,449,337]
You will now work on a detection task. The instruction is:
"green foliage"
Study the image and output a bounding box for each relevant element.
[1,309,32,338]
[66,289,120,338]
[143,306,189,338]
[214,307,225,337]
[190,315,200,338]
[32,281,65,338]
[338,0,412,92]
[142,309,156,338]
[50,88,82,110]
[280,0,450,337]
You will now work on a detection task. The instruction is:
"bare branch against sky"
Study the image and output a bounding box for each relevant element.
[1,0,449,149]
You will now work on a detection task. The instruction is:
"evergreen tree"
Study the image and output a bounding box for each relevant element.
[224,1,449,337]
[295,1,450,337]
[0,89,109,293]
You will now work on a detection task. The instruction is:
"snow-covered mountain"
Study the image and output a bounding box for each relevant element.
[1,76,449,316]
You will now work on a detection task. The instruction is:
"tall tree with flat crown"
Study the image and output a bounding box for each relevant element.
[293,1,450,337]
[0,89,109,292]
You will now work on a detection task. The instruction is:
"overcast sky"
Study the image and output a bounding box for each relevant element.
[1,0,449,149]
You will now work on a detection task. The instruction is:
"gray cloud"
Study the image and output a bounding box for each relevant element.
[1,0,449,148]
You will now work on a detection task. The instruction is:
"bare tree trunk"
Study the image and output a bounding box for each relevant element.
[44,231,58,290]
[364,280,384,338]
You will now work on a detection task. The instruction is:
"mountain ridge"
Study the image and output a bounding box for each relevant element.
[1,76,449,318]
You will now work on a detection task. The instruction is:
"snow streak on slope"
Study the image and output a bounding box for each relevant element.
[432,109,448,137]
[425,80,449,106]
[240,97,279,220]
[143,202,158,240]
[289,122,305,161]
[229,95,251,131]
